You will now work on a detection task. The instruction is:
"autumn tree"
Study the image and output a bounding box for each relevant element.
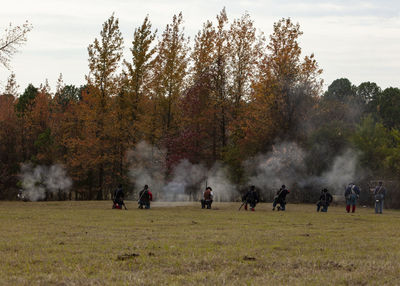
[180,9,231,165]
[72,14,124,199]
[0,79,19,198]
[153,13,189,136]
[123,15,157,144]
[228,12,262,110]
[151,13,189,172]
[191,20,216,81]
[238,17,323,159]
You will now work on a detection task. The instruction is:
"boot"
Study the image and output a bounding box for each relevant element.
[251,208,255,211]
[244,204,248,211]
[346,205,350,213]
[352,205,356,213]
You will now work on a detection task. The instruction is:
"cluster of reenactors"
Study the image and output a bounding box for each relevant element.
[112,184,153,210]
[111,181,387,214]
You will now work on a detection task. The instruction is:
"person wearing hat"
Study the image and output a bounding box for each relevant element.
[316,188,333,212]
[138,185,153,209]
[273,185,290,211]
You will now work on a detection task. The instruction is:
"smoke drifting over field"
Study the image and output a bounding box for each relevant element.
[306,149,362,193]
[246,142,307,192]
[246,142,364,196]
[19,164,72,201]
[128,141,364,202]
[127,141,166,199]
[128,141,239,201]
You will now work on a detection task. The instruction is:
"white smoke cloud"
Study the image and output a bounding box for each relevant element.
[301,149,363,195]
[162,159,207,201]
[19,163,72,201]
[127,141,238,202]
[207,163,238,202]
[126,141,166,199]
[246,142,307,193]
[246,142,364,196]
[127,141,364,202]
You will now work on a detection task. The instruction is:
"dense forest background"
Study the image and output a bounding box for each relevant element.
[1,10,400,205]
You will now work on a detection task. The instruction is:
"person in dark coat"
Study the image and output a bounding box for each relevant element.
[113,184,127,209]
[272,185,290,211]
[316,188,333,212]
[201,187,214,209]
[374,181,386,214]
[242,185,259,211]
[344,183,360,213]
[138,185,153,209]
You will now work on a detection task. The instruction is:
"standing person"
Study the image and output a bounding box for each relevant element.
[112,184,127,209]
[242,186,259,211]
[272,185,290,211]
[138,185,153,209]
[374,181,386,214]
[344,183,360,213]
[316,188,333,212]
[201,187,214,209]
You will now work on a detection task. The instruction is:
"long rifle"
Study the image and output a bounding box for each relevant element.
[137,188,147,208]
[238,200,246,211]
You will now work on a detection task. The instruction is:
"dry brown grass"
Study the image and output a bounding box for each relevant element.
[0,201,399,285]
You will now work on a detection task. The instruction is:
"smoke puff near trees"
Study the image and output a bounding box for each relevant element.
[127,141,364,201]
[127,141,238,201]
[19,164,72,201]
[246,142,365,197]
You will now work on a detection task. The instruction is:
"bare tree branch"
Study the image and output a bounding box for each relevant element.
[0,21,33,69]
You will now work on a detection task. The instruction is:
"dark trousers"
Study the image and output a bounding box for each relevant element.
[201,199,212,209]
[273,199,286,211]
[317,201,328,212]
[138,201,150,209]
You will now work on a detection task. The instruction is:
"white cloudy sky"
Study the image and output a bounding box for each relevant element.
[1,0,399,92]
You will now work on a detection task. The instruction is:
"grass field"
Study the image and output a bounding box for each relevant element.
[0,201,399,285]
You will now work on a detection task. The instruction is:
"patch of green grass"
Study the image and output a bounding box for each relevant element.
[0,201,399,285]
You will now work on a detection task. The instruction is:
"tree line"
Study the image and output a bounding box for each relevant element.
[1,10,399,201]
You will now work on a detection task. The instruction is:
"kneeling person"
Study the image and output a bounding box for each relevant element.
[113,184,127,210]
[317,188,333,212]
[242,186,259,211]
[201,187,214,209]
[273,185,290,211]
[138,185,153,209]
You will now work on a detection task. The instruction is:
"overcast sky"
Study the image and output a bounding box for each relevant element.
[1,0,399,93]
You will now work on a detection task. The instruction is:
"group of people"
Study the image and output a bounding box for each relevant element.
[112,184,153,210]
[341,182,386,214]
[201,182,387,214]
[112,181,387,214]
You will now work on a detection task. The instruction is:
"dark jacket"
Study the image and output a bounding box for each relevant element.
[276,188,290,202]
[374,185,386,200]
[345,184,360,198]
[139,189,151,203]
[319,192,333,205]
[114,187,124,200]
[242,190,259,204]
